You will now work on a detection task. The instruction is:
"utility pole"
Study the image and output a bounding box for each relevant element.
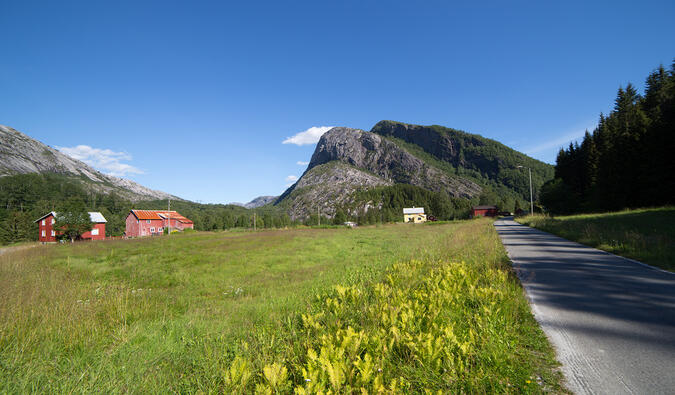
[528,167,534,215]
[253,212,256,231]
[317,206,320,226]
[167,199,171,235]
[517,166,534,215]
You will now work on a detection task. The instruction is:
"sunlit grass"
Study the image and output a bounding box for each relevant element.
[0,221,564,393]
[517,207,675,271]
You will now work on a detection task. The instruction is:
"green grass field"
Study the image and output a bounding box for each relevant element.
[517,207,675,272]
[0,220,564,393]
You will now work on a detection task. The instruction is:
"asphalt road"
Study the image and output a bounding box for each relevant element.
[494,217,675,395]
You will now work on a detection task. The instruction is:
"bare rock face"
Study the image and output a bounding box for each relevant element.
[370,120,462,164]
[279,161,392,220]
[276,127,483,220]
[308,127,482,198]
[0,124,180,201]
[244,195,278,208]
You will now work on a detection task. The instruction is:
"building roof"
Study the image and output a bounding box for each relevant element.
[35,211,107,223]
[403,207,425,214]
[34,211,57,222]
[473,205,497,210]
[88,212,107,223]
[129,209,193,224]
[157,211,193,224]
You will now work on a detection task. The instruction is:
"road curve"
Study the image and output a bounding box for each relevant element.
[494,217,675,395]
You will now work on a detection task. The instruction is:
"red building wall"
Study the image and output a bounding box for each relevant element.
[125,214,140,237]
[125,211,194,237]
[81,223,106,240]
[472,208,498,217]
[38,214,57,242]
[38,213,106,242]
[125,213,165,237]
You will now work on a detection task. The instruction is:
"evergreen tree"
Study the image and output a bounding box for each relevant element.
[333,209,347,225]
[543,60,675,214]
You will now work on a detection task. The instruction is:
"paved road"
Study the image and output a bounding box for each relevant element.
[494,217,675,395]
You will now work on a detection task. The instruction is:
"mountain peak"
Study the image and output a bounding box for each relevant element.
[244,195,278,208]
[0,124,181,201]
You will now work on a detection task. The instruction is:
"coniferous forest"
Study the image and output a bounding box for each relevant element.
[541,61,675,214]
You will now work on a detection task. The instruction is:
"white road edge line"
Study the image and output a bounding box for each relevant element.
[514,220,675,276]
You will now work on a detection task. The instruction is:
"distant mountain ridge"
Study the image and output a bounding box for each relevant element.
[275,121,554,219]
[0,124,181,201]
[244,195,278,208]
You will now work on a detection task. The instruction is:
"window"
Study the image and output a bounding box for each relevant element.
[51,218,55,225]
[51,230,55,237]
[91,229,99,236]
[158,227,163,232]
[146,220,151,224]
[150,227,155,233]
[42,230,46,237]
[42,219,45,226]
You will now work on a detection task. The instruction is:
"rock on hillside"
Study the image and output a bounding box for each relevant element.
[244,195,278,208]
[0,124,180,201]
[275,127,482,219]
[276,161,393,220]
[307,127,481,198]
[370,120,554,185]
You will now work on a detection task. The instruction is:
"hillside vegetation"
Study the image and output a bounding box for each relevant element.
[0,220,564,393]
[518,207,675,271]
[371,121,554,208]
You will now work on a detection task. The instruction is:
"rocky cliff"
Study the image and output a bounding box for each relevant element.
[308,127,481,198]
[276,121,554,220]
[0,124,180,201]
[370,120,554,186]
[276,127,483,219]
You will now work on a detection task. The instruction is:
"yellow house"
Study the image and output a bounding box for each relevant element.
[403,207,427,223]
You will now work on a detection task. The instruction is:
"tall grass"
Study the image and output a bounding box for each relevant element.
[0,221,564,393]
[517,207,675,271]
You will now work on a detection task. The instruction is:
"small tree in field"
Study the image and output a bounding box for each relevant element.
[55,200,92,242]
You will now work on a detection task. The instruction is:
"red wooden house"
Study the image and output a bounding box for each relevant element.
[125,209,194,237]
[35,211,107,242]
[471,205,498,218]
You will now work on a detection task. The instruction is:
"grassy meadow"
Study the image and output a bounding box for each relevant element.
[0,220,564,393]
[517,207,675,272]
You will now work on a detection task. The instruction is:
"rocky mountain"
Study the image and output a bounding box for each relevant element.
[370,120,553,187]
[244,195,278,208]
[275,121,554,220]
[0,124,180,201]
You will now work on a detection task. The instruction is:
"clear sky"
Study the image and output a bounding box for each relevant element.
[2,1,674,203]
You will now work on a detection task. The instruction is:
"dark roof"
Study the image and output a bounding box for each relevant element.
[472,205,497,210]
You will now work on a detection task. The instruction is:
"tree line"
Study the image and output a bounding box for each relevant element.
[541,61,675,214]
[0,173,295,244]
[0,170,537,245]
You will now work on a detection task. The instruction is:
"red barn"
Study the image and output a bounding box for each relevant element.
[471,205,498,218]
[35,211,107,242]
[125,209,194,237]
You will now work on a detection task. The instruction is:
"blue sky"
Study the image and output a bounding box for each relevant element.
[2,1,674,203]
